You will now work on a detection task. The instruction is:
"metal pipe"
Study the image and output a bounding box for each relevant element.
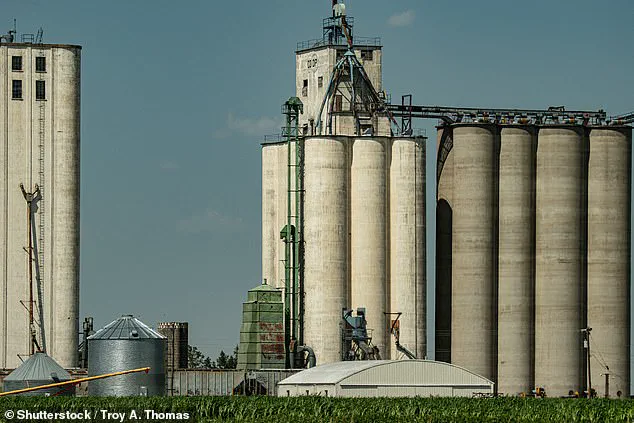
[294,116,303,346]
[27,191,34,355]
[20,184,41,356]
[297,345,316,368]
[285,100,292,366]
[282,224,291,369]
[283,98,304,367]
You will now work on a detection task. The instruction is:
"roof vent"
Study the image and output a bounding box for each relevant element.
[131,330,139,338]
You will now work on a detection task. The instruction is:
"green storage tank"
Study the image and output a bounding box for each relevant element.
[237,281,285,370]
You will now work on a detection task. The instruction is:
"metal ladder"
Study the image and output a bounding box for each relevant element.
[35,59,47,352]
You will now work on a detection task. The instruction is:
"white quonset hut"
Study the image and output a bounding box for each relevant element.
[277,360,494,397]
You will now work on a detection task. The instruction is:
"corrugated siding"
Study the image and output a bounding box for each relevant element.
[343,361,492,387]
[170,370,298,396]
[276,361,494,397]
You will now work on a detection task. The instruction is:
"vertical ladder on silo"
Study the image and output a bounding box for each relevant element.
[36,59,47,352]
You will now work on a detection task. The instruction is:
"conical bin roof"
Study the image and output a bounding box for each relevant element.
[88,315,165,340]
[4,352,71,382]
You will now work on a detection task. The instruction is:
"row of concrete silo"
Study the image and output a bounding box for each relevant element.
[262,136,426,364]
[436,123,631,397]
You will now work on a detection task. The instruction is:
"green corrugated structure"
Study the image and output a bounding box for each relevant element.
[237,282,285,370]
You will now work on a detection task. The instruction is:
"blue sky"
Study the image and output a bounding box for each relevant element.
[3,0,633,361]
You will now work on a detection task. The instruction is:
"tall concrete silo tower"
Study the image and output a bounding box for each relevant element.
[262,4,426,365]
[0,31,81,369]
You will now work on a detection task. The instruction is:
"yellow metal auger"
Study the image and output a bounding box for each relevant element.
[0,367,150,397]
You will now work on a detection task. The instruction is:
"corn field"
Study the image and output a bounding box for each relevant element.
[1,397,634,422]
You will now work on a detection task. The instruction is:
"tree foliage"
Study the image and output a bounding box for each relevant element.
[187,344,238,369]
[187,345,208,368]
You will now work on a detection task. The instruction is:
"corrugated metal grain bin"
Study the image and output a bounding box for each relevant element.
[88,315,166,396]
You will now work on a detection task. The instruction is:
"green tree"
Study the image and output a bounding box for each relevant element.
[187,345,210,369]
[213,345,239,369]
[203,357,214,369]
[187,344,238,369]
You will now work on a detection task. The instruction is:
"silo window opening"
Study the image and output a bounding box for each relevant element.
[11,56,22,71]
[361,50,372,61]
[36,56,46,72]
[12,80,22,99]
[36,80,45,100]
[302,79,308,97]
[318,76,323,88]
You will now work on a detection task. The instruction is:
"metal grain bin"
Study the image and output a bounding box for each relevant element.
[3,352,75,396]
[88,315,166,396]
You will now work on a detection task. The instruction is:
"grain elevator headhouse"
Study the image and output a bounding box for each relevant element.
[261,1,427,368]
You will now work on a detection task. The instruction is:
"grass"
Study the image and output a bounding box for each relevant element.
[1,396,634,422]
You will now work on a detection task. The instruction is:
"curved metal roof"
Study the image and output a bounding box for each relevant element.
[4,352,71,382]
[88,315,165,340]
[278,360,494,386]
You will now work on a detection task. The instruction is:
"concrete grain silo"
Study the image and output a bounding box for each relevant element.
[261,144,279,288]
[389,137,426,360]
[0,39,81,370]
[262,135,427,365]
[350,137,387,357]
[450,124,497,382]
[534,126,585,396]
[497,126,535,395]
[435,127,453,365]
[436,118,631,397]
[158,322,189,370]
[587,126,631,398]
[258,5,429,368]
[302,136,350,364]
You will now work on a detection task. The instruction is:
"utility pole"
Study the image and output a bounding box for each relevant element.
[581,327,592,397]
[20,183,41,356]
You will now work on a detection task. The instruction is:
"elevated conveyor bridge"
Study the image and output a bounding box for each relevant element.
[384,97,631,182]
